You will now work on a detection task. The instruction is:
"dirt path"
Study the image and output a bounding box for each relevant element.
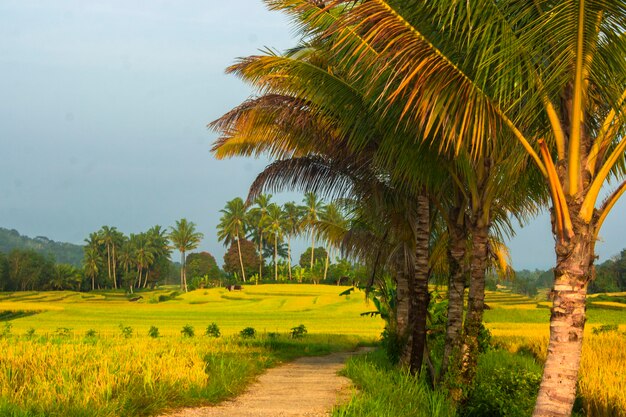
[160,348,370,417]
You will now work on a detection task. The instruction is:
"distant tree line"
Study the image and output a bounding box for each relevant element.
[217,193,367,285]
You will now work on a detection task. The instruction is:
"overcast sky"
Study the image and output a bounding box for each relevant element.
[1,1,625,270]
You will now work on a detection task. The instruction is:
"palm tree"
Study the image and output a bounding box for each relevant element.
[283,202,302,280]
[301,192,324,271]
[98,226,117,289]
[83,246,101,291]
[248,194,272,281]
[289,2,626,414]
[168,219,203,292]
[145,225,171,288]
[317,202,348,281]
[217,198,248,282]
[264,203,287,280]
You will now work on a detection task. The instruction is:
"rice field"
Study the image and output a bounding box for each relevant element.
[1,285,625,416]
[485,290,626,417]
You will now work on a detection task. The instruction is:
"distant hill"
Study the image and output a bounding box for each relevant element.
[0,227,83,267]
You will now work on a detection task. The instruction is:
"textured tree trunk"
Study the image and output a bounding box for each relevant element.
[396,268,411,363]
[236,235,247,282]
[409,191,431,376]
[180,250,184,290]
[533,217,594,417]
[259,233,263,281]
[441,211,467,383]
[112,244,117,289]
[106,244,112,286]
[461,219,490,385]
[310,232,315,270]
[274,234,278,281]
[287,238,292,281]
[323,245,330,281]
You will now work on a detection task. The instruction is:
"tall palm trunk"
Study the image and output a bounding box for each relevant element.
[310,231,315,269]
[533,210,594,417]
[106,244,112,286]
[91,274,95,291]
[274,233,278,281]
[143,270,150,288]
[287,238,292,281]
[408,191,431,375]
[259,233,264,281]
[461,218,490,384]
[236,234,247,282]
[441,207,467,383]
[323,244,330,281]
[396,268,411,363]
[180,250,186,292]
[112,244,117,289]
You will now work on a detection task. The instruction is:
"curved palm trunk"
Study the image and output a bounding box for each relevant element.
[259,233,263,281]
[274,234,278,281]
[396,268,411,362]
[441,209,468,384]
[310,231,315,269]
[91,274,95,291]
[112,244,117,289]
[287,238,292,281]
[323,244,330,281]
[408,191,431,376]
[106,244,112,287]
[180,250,187,292]
[533,217,594,417]
[461,219,490,384]
[236,234,247,282]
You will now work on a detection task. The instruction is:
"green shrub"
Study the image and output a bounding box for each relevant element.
[119,324,133,338]
[54,327,72,338]
[148,326,160,338]
[239,327,256,339]
[25,327,36,338]
[333,349,456,417]
[592,324,618,335]
[85,329,97,338]
[1,323,12,338]
[290,324,308,339]
[181,325,195,338]
[461,350,542,417]
[205,323,221,338]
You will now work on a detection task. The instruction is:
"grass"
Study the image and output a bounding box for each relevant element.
[333,349,456,417]
[0,285,382,416]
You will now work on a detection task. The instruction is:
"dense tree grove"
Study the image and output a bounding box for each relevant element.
[210,0,626,415]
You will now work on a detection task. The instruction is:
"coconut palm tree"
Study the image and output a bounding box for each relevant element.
[83,246,101,291]
[285,1,626,414]
[317,202,348,281]
[248,194,272,281]
[168,219,203,292]
[217,198,249,282]
[283,202,302,280]
[264,203,287,280]
[301,192,324,271]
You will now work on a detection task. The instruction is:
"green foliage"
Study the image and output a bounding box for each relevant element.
[181,325,195,338]
[25,328,35,338]
[205,323,221,338]
[461,350,542,417]
[223,238,260,278]
[592,324,619,335]
[119,324,133,339]
[54,327,72,338]
[85,329,97,338]
[333,349,456,417]
[186,252,221,282]
[0,227,83,267]
[290,324,308,339]
[239,327,256,339]
[1,323,12,338]
[299,247,328,269]
[590,250,626,293]
[148,326,160,338]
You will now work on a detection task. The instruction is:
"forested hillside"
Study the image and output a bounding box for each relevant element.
[0,227,83,266]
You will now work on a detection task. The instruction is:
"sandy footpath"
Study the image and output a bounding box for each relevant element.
[160,348,370,417]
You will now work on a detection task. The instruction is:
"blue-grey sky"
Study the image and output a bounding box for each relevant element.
[1,1,624,270]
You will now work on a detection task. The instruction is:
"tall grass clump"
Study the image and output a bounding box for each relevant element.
[333,349,456,417]
[460,350,542,417]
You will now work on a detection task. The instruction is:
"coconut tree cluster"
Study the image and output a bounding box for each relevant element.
[217,193,349,282]
[83,219,203,293]
[210,1,626,415]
